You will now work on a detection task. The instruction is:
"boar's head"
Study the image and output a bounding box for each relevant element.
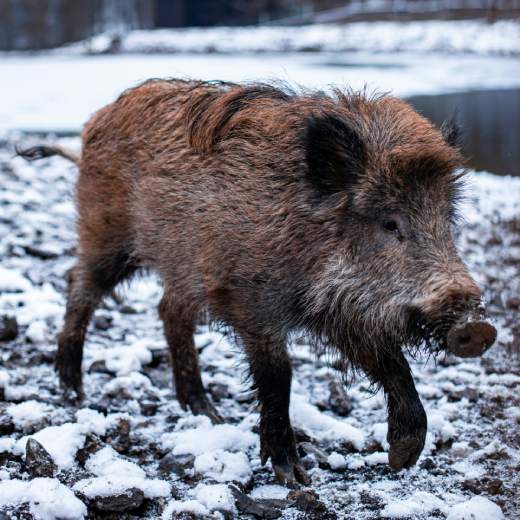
[304,92,496,360]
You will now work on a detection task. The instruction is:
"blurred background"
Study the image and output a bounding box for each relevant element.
[0,0,519,175]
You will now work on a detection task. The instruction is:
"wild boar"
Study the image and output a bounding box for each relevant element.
[17,79,496,485]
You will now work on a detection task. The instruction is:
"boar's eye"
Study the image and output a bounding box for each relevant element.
[382,219,403,239]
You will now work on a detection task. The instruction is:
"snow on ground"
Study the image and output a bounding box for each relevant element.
[0,134,518,519]
[62,20,520,56]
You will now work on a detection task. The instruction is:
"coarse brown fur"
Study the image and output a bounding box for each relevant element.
[18,78,487,484]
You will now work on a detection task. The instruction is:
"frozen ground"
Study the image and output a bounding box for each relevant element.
[0,134,519,519]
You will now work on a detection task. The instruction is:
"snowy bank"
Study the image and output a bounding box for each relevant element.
[73,20,520,56]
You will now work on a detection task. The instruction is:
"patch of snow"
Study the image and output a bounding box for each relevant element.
[0,478,86,519]
[73,446,170,499]
[15,423,85,469]
[372,422,389,450]
[347,456,366,470]
[327,452,347,470]
[0,283,64,326]
[25,320,48,343]
[0,370,10,389]
[194,449,252,484]
[382,490,446,518]
[428,411,456,442]
[291,393,365,449]
[364,452,389,466]
[193,483,236,514]
[162,416,258,456]
[99,340,153,376]
[13,410,123,469]
[103,371,153,394]
[250,484,288,500]
[161,499,209,519]
[447,496,504,520]
[6,400,54,429]
[0,266,32,292]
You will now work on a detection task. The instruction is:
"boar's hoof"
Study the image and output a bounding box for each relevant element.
[188,394,224,424]
[446,320,496,358]
[261,444,309,487]
[388,433,426,471]
[271,460,310,487]
[56,361,83,402]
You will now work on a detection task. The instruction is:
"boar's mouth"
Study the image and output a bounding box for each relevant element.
[405,309,497,358]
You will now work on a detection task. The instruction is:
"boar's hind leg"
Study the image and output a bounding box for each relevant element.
[239,329,309,486]
[360,350,427,470]
[158,294,223,424]
[57,252,135,399]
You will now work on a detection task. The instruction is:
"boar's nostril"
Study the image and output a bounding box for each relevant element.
[446,320,497,358]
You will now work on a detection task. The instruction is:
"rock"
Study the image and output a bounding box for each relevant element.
[230,484,285,519]
[419,457,435,470]
[328,380,353,417]
[88,359,113,374]
[25,438,56,477]
[22,244,59,260]
[106,418,131,454]
[119,304,138,314]
[158,452,195,478]
[506,297,520,310]
[91,487,144,512]
[93,314,112,331]
[0,413,14,435]
[0,315,18,341]
[208,382,230,402]
[76,435,103,466]
[288,489,332,518]
[298,442,329,468]
[462,477,503,496]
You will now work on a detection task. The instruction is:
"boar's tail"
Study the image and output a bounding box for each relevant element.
[15,144,80,166]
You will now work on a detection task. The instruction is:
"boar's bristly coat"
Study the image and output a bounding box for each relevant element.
[17,79,496,485]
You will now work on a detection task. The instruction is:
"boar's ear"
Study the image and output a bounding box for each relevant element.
[440,118,462,148]
[304,113,366,195]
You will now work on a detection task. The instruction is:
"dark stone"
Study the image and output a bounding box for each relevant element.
[76,435,103,467]
[25,438,56,477]
[0,413,14,435]
[298,442,329,468]
[106,418,131,454]
[208,382,230,402]
[88,360,113,374]
[158,452,195,478]
[419,457,435,470]
[91,487,144,512]
[230,484,285,519]
[22,245,59,260]
[506,297,520,310]
[93,315,112,331]
[119,304,138,315]
[328,380,353,417]
[462,477,503,495]
[288,489,333,519]
[0,315,18,342]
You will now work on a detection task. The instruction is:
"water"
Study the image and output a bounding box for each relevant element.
[407,89,520,177]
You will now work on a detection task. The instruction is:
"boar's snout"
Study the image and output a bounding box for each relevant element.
[446,318,496,358]
[413,270,496,356]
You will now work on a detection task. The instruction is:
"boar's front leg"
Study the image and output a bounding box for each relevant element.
[360,349,427,470]
[239,329,309,486]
